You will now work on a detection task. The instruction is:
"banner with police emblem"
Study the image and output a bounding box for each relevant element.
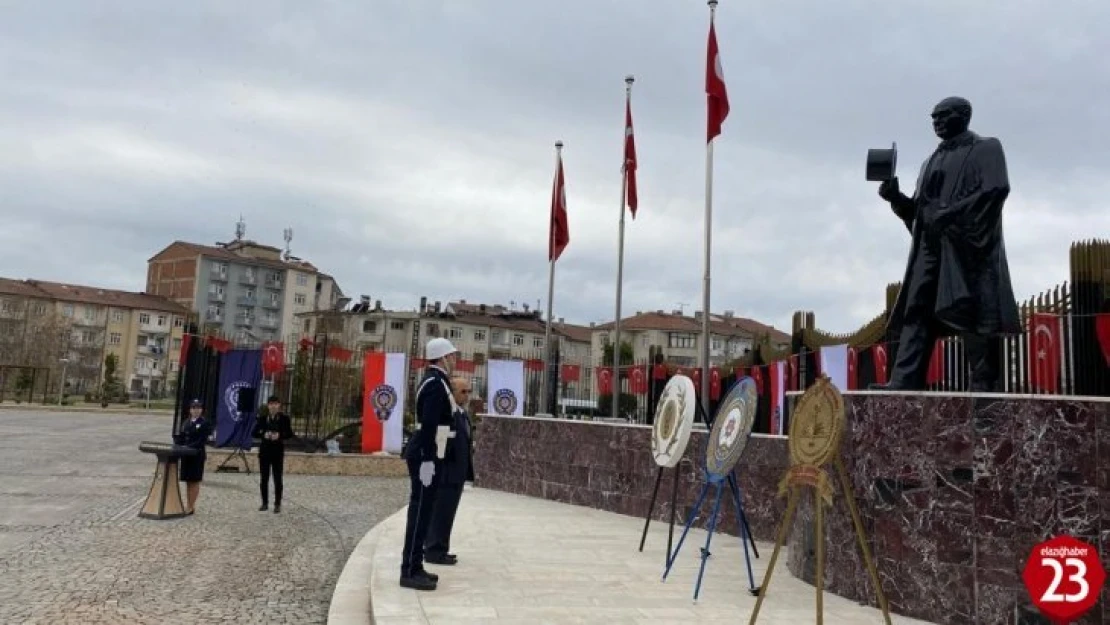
[487,359,524,416]
[362,351,407,454]
[214,348,263,449]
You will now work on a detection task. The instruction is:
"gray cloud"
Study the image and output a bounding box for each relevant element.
[2,0,1107,338]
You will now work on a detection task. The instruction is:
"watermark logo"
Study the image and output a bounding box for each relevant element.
[1022,534,1105,623]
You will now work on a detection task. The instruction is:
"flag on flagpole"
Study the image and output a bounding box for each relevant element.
[549,151,570,262]
[706,16,730,142]
[624,98,638,216]
[362,351,407,453]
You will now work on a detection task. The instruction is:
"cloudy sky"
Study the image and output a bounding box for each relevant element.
[2,1,1107,334]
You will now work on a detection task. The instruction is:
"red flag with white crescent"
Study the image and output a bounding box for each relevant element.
[706,16,730,142]
[1029,312,1062,393]
[261,341,284,376]
[597,367,613,395]
[624,97,638,216]
[872,343,888,385]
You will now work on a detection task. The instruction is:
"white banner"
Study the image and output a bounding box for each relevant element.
[820,343,849,391]
[487,359,525,416]
[363,351,407,454]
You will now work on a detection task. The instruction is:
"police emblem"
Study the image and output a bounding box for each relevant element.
[370,384,398,421]
[493,388,517,415]
[650,375,696,468]
[223,381,250,422]
[704,377,758,482]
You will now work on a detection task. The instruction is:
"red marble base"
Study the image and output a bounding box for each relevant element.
[785,392,1110,625]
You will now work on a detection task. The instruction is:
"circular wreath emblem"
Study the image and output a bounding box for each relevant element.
[651,375,696,468]
[704,377,758,481]
[493,389,517,415]
[223,381,250,422]
[369,384,398,421]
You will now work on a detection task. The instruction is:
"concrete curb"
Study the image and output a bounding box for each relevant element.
[0,404,171,416]
[327,505,410,625]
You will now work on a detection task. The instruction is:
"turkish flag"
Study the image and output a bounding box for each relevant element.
[327,345,353,363]
[207,336,232,354]
[872,343,888,385]
[692,367,702,391]
[524,358,544,372]
[750,365,764,394]
[786,355,798,391]
[629,365,648,394]
[706,17,730,142]
[652,363,668,380]
[549,149,570,262]
[410,358,427,370]
[624,97,638,216]
[261,341,285,376]
[709,367,722,400]
[298,337,314,351]
[926,340,945,386]
[1029,312,1062,393]
[560,364,580,382]
[1096,313,1110,366]
[847,346,859,390]
[597,367,613,395]
[455,359,475,373]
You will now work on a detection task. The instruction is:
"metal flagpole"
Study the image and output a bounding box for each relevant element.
[700,0,718,419]
[542,140,563,415]
[612,75,634,421]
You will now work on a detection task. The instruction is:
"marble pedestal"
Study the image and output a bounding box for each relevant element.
[785,392,1110,625]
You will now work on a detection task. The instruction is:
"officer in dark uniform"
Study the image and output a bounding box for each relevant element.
[254,394,295,513]
[424,375,475,565]
[174,398,212,515]
[399,337,458,591]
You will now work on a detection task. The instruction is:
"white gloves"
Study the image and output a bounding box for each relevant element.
[419,461,435,487]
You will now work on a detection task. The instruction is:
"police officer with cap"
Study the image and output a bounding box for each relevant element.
[399,337,458,590]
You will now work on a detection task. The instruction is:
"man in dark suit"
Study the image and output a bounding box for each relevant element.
[424,375,475,565]
[399,337,458,591]
[254,395,295,513]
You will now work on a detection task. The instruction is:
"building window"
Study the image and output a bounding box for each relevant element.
[84,307,96,321]
[712,338,722,350]
[303,319,311,332]
[513,333,524,346]
[599,332,610,346]
[139,313,151,324]
[112,310,124,323]
[449,327,463,339]
[269,292,280,305]
[109,332,122,345]
[0,300,9,314]
[174,316,183,327]
[294,293,306,306]
[296,274,309,286]
[157,314,167,326]
[533,336,543,348]
[668,333,696,349]
[390,321,405,331]
[33,303,46,316]
[244,289,255,300]
[473,330,486,341]
[63,304,74,317]
[362,320,377,333]
[172,338,182,350]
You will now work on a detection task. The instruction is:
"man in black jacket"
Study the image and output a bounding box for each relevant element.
[424,375,475,565]
[254,395,294,513]
[399,337,458,591]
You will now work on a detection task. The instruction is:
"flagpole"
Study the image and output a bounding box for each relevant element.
[612,75,634,421]
[542,140,563,416]
[700,0,718,419]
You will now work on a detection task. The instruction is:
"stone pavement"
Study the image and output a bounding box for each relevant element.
[0,409,409,624]
[362,488,937,625]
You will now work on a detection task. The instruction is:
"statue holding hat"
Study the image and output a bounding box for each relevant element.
[869,96,1021,392]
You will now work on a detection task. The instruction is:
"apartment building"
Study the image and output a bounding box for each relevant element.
[590,309,791,368]
[0,278,188,396]
[146,238,346,345]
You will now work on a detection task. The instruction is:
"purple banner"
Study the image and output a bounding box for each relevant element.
[215,348,262,449]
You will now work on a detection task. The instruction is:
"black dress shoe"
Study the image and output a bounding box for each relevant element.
[274,504,281,514]
[426,553,457,565]
[399,571,437,591]
[259,504,268,511]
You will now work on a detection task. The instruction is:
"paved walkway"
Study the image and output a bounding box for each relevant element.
[359,487,936,625]
[0,409,409,624]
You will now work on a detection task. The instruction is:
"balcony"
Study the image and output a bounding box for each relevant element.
[261,298,281,310]
[210,268,228,282]
[264,277,282,289]
[139,320,169,334]
[74,316,103,328]
[207,291,225,303]
[133,363,165,377]
[237,296,257,307]
[259,318,279,330]
[205,311,224,323]
[240,273,257,286]
[235,315,254,327]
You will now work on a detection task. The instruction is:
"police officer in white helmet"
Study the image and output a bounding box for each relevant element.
[399,337,458,590]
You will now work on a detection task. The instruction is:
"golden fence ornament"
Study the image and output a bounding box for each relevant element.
[748,376,892,625]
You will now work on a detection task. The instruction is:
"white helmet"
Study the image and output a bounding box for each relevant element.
[425,337,458,361]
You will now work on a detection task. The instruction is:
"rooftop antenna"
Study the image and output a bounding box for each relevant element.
[676,302,688,315]
[283,227,294,260]
[234,215,246,241]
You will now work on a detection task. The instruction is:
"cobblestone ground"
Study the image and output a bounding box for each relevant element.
[0,409,409,624]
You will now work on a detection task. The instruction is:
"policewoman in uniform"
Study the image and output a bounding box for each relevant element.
[399,337,458,591]
[254,394,295,513]
[175,398,212,515]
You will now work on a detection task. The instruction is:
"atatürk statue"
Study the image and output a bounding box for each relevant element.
[875,97,1021,392]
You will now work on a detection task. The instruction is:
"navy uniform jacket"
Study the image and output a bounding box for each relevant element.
[405,366,454,464]
[253,412,295,456]
[441,407,474,485]
[175,416,212,453]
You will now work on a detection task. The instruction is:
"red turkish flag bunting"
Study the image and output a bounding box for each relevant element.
[455,359,475,373]
[692,367,702,392]
[1096,313,1110,366]
[629,365,648,394]
[560,364,580,382]
[872,343,888,385]
[1029,312,1062,393]
[750,365,764,394]
[847,346,859,390]
[624,97,638,217]
[706,16,730,142]
[786,355,798,392]
[410,358,427,370]
[298,337,315,351]
[926,340,945,386]
[652,363,668,380]
[709,367,722,400]
[597,367,613,395]
[261,341,284,376]
[524,358,544,372]
[207,336,232,354]
[327,345,353,363]
[549,149,570,262]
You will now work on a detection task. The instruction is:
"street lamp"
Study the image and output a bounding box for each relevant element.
[57,357,69,405]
